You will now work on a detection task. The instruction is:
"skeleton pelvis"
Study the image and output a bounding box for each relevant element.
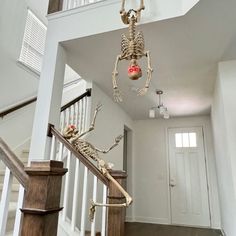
[128,60,142,80]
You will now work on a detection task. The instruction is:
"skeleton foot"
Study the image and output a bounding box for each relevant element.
[115,134,123,143]
[89,200,96,222]
[113,88,123,102]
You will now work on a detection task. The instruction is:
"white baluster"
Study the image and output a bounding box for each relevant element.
[60,110,65,132]
[81,0,86,6]
[78,100,83,134]
[62,0,67,10]
[65,108,70,126]
[69,106,72,125]
[83,97,87,132]
[58,142,64,162]
[80,166,88,236]
[71,159,81,230]
[13,185,25,236]
[72,104,76,125]
[101,185,108,236]
[50,135,56,160]
[85,94,92,132]
[62,150,71,221]
[0,167,13,236]
[75,102,79,128]
[91,176,98,236]
[81,98,85,133]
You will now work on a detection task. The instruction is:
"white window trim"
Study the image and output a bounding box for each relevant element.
[18,9,47,75]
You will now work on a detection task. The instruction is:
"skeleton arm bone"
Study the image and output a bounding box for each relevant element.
[95,135,123,154]
[78,104,102,138]
[137,51,153,96]
[112,55,123,102]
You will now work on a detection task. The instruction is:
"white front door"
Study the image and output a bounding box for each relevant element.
[168,127,210,227]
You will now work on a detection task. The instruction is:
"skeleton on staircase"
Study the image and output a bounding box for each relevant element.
[62,104,133,221]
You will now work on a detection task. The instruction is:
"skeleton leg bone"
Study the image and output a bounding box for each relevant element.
[137,51,153,96]
[89,168,133,221]
[112,55,123,102]
[136,0,145,22]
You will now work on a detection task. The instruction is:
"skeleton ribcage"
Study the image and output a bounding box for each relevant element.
[72,139,99,162]
[121,31,145,60]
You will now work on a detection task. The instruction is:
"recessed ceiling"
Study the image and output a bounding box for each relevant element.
[63,0,236,119]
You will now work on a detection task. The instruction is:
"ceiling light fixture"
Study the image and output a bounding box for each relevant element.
[149,90,170,119]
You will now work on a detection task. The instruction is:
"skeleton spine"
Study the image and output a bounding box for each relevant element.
[129,16,136,41]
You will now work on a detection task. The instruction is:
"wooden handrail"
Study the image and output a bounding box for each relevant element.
[61,88,91,112]
[0,97,37,119]
[0,88,91,119]
[50,126,109,186]
[0,138,29,189]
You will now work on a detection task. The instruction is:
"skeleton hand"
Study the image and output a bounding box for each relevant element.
[113,88,123,103]
[89,200,96,222]
[115,135,123,143]
[95,103,102,112]
[137,87,148,96]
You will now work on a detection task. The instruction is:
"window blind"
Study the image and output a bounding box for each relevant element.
[19,10,47,74]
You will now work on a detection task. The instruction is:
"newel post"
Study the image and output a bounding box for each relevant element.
[108,170,127,236]
[21,161,67,236]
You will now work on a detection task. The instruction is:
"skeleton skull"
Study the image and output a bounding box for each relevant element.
[63,125,78,139]
[128,60,142,80]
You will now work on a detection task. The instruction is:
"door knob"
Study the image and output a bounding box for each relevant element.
[169,179,176,187]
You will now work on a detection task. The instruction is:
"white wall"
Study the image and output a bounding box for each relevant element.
[211,60,236,236]
[133,116,221,227]
[0,104,35,150]
[0,0,48,110]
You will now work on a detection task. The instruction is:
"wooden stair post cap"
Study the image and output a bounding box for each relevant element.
[25,160,67,176]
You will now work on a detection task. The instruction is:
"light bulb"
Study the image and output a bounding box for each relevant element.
[149,109,155,118]
[163,112,170,119]
[159,105,165,114]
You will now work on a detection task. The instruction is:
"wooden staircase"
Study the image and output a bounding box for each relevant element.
[0,149,29,235]
[0,89,129,236]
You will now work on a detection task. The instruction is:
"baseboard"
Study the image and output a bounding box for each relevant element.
[133,216,169,225]
[125,216,135,222]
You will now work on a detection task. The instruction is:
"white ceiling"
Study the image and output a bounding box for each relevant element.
[63,0,236,119]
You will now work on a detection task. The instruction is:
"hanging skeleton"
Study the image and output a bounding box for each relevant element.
[112,0,153,102]
[62,104,133,221]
